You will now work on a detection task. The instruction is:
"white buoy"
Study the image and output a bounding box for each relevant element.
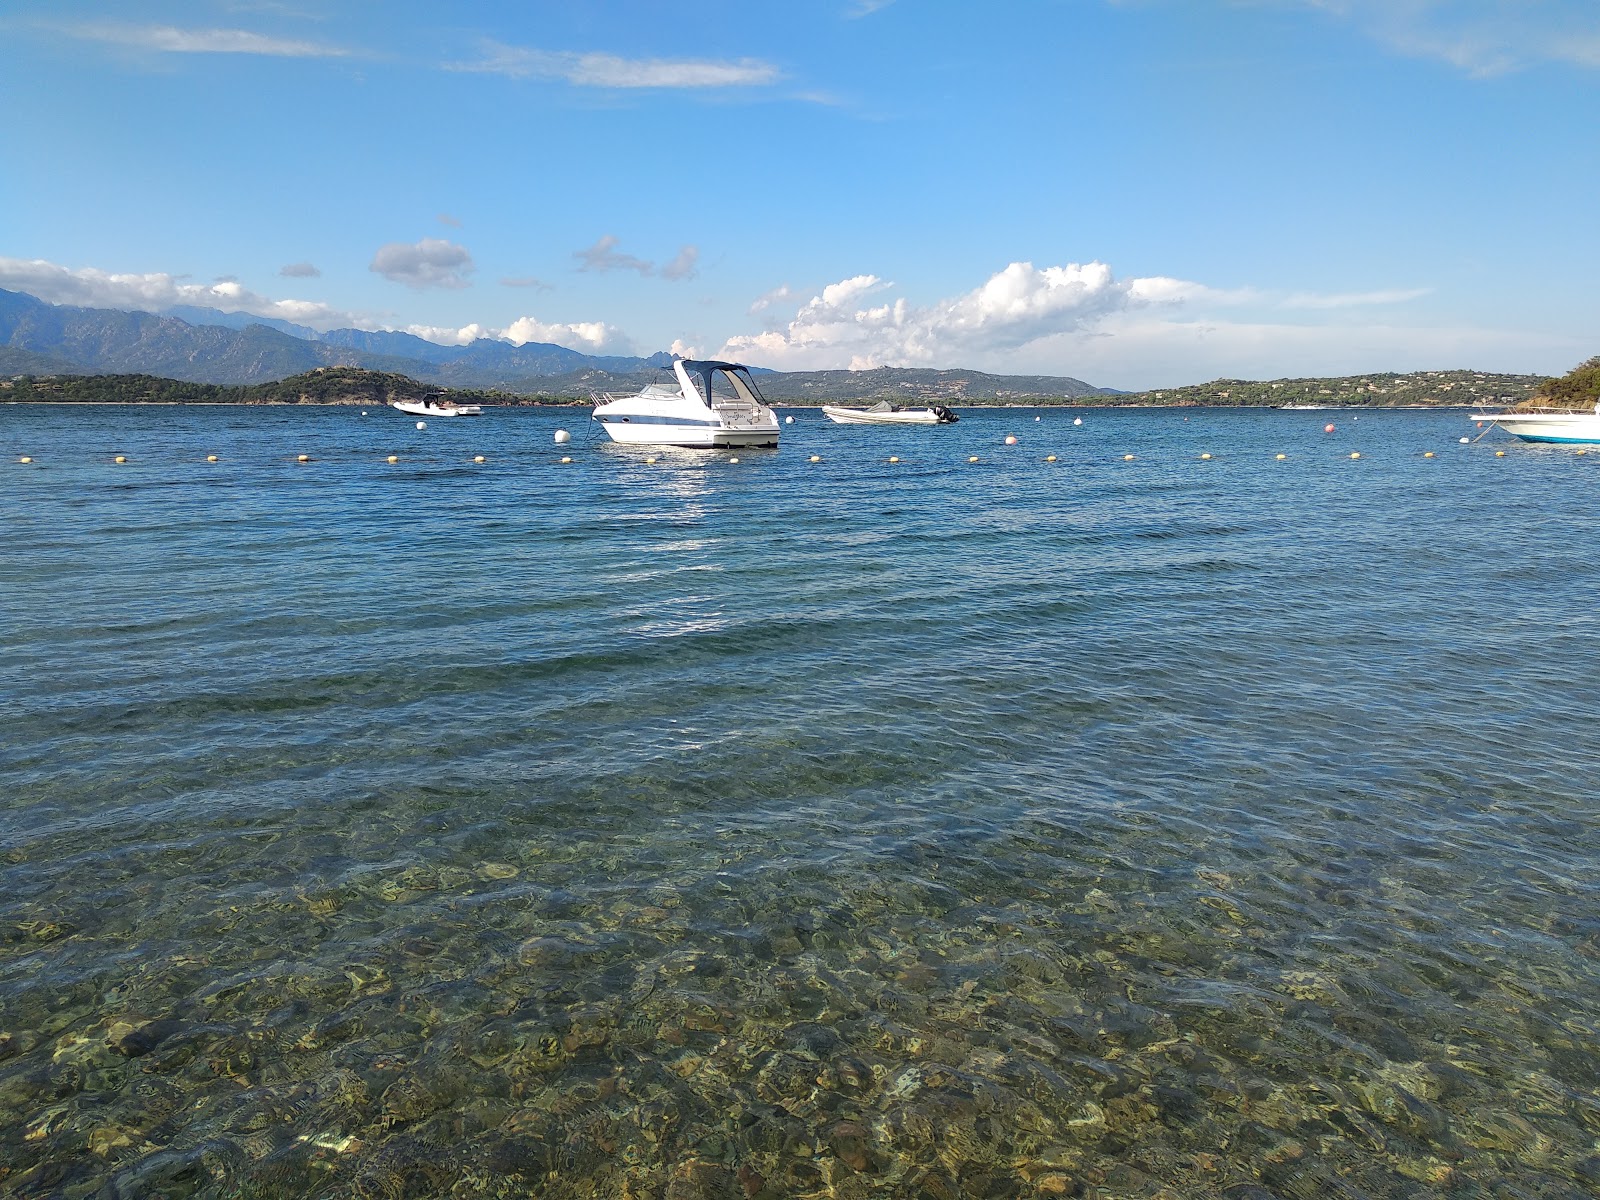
[1459,436,1470,444]
[361,410,368,416]
[416,421,426,430]
[554,429,571,444]
[1073,417,1082,426]
[785,416,794,424]
[1004,435,1018,446]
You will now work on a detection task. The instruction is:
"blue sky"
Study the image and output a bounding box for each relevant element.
[3,0,1597,389]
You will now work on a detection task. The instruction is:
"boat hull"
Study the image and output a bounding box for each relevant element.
[595,417,778,448]
[1475,412,1600,444]
[821,405,952,425]
[390,400,481,417]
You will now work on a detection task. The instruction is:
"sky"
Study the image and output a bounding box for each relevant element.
[3,0,1597,390]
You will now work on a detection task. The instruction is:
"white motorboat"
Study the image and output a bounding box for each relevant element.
[1471,402,1600,444]
[821,401,959,425]
[591,359,779,448]
[391,393,482,417]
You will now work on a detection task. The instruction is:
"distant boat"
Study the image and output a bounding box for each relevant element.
[592,358,779,448]
[821,401,959,425]
[1471,402,1600,444]
[391,392,482,417]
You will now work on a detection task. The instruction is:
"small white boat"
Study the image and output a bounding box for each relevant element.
[391,393,482,417]
[1471,402,1600,444]
[821,401,958,425]
[592,359,779,448]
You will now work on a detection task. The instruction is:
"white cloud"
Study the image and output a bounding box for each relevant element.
[1300,0,1600,75]
[500,316,628,352]
[660,245,700,282]
[437,213,462,228]
[1282,287,1432,309]
[451,43,781,88]
[711,260,1482,386]
[749,284,794,314]
[64,22,348,56]
[369,238,474,289]
[0,255,360,329]
[279,261,321,278]
[574,235,653,276]
[400,317,629,353]
[720,263,1137,370]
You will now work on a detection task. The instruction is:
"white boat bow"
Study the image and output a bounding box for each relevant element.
[1472,401,1600,444]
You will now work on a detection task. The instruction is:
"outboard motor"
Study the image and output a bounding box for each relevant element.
[932,405,958,423]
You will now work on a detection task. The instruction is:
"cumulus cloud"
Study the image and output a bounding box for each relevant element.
[369,238,474,289]
[279,261,321,278]
[400,317,628,353]
[713,260,1444,378]
[574,235,654,276]
[500,316,628,352]
[1300,0,1600,75]
[660,245,700,282]
[719,263,1137,370]
[450,42,781,88]
[64,22,348,56]
[0,255,360,329]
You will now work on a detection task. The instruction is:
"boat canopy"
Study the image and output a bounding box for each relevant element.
[679,359,768,406]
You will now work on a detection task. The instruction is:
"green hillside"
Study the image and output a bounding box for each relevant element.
[1108,369,1546,408]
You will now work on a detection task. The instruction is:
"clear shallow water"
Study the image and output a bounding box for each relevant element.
[2,403,1598,1199]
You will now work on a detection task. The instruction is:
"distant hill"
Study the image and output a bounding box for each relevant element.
[0,289,674,389]
[0,367,516,406]
[1111,370,1548,408]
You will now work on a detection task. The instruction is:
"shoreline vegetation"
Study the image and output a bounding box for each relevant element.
[0,362,1586,410]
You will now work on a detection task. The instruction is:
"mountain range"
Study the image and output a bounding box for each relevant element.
[0,289,1108,399]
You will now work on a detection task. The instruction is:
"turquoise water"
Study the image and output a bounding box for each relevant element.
[2,403,1598,1199]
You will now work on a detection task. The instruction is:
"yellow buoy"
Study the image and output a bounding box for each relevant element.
[1350,452,1361,460]
[297,454,311,463]
[1576,449,1588,456]
[560,456,572,464]
[1423,451,1434,458]
[1045,455,1057,462]
[968,455,979,463]
[387,455,399,464]
[114,455,127,463]
[1123,454,1135,461]
[888,456,899,463]
[473,455,485,463]
[206,454,218,462]
[1199,453,1212,460]
[1495,450,1505,457]
[1276,453,1287,460]
[809,455,820,463]
[645,457,657,464]
[19,456,32,464]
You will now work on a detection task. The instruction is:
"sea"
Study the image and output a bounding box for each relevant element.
[2,401,1597,1200]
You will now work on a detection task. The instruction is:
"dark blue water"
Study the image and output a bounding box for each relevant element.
[3,403,1598,1199]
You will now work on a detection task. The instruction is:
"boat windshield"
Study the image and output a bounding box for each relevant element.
[683,360,769,407]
